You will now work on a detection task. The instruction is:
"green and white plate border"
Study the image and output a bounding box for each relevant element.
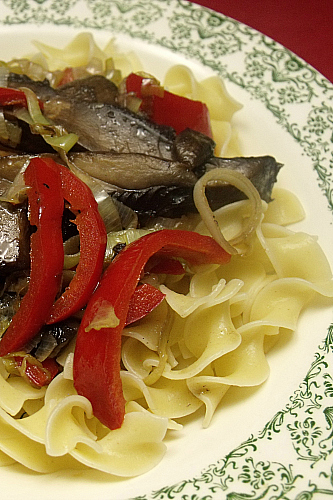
[0,1,333,499]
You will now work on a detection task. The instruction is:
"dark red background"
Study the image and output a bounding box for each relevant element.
[192,0,333,83]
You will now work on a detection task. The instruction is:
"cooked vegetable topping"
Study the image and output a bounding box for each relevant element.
[0,156,64,356]
[46,157,107,324]
[3,352,59,387]
[0,156,107,352]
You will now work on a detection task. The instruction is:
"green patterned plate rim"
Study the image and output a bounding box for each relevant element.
[0,1,332,499]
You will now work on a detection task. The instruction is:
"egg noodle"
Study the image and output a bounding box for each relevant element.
[0,34,332,476]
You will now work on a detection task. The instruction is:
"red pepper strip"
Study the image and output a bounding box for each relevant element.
[57,67,75,87]
[125,73,213,137]
[0,87,43,109]
[46,158,107,324]
[73,229,231,430]
[0,87,28,107]
[14,356,59,388]
[125,283,165,326]
[146,255,185,275]
[0,157,64,357]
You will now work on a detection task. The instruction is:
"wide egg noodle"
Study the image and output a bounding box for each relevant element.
[263,187,306,226]
[195,199,266,252]
[31,32,142,77]
[121,371,203,419]
[160,274,243,319]
[103,37,143,76]
[122,300,169,351]
[0,359,46,416]
[0,369,169,476]
[71,410,168,476]
[0,410,85,473]
[184,190,333,412]
[186,375,230,428]
[0,449,15,466]
[212,256,269,322]
[45,374,168,475]
[162,300,241,380]
[249,278,332,330]
[0,401,49,443]
[23,397,45,416]
[46,374,168,475]
[257,223,333,285]
[0,374,80,445]
[45,394,99,457]
[122,337,160,379]
[32,32,107,71]
[126,400,183,431]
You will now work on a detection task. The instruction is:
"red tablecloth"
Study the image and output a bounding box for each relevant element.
[192,0,333,83]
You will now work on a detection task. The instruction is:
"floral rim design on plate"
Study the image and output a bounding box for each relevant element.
[0,1,333,499]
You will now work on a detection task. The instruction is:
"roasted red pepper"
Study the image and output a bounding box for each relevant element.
[0,157,64,356]
[57,67,75,87]
[0,87,29,107]
[0,156,107,356]
[125,283,165,326]
[0,87,43,109]
[46,159,107,324]
[125,73,213,137]
[73,229,231,430]
[14,355,59,388]
[146,255,185,275]
[125,257,184,325]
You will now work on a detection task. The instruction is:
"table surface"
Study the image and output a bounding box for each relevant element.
[192,0,333,83]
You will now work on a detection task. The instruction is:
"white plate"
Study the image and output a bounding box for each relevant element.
[0,1,333,499]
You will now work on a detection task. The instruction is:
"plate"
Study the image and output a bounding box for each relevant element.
[0,1,332,499]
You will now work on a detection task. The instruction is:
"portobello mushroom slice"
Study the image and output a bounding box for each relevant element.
[8,72,217,167]
[108,155,282,223]
[26,319,80,361]
[8,73,215,161]
[0,201,30,275]
[56,75,119,105]
[8,72,176,158]
[202,155,282,204]
[7,72,119,105]
[43,97,177,158]
[0,151,197,190]
[69,152,197,189]
[7,72,57,102]
[0,153,282,224]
